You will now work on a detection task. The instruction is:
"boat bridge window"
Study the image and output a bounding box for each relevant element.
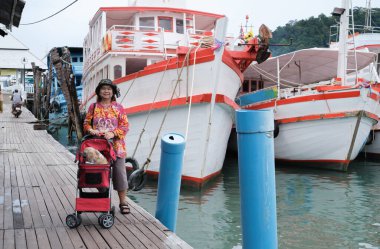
[158,16,173,32]
[140,17,155,31]
[176,19,184,34]
[125,58,147,75]
[72,57,78,62]
[80,57,83,62]
[114,65,122,80]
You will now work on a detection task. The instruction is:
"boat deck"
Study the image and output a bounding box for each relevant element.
[0,96,192,249]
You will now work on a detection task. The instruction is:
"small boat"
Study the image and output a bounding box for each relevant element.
[81,0,270,186]
[237,0,380,171]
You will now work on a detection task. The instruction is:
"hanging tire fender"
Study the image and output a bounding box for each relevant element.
[125,157,139,172]
[274,120,280,138]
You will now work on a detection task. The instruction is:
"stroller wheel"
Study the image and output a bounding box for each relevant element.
[66,213,81,228]
[99,214,114,229]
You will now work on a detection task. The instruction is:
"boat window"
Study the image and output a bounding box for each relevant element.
[80,57,83,62]
[158,16,173,32]
[114,65,122,80]
[140,17,155,31]
[176,19,184,34]
[72,57,78,63]
[125,58,147,75]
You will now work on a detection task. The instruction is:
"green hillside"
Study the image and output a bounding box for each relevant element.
[270,7,380,56]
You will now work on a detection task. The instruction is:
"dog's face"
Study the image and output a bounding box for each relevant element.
[83,147,108,164]
[83,147,98,163]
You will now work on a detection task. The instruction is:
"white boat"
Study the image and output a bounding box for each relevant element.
[81,0,269,186]
[333,12,380,158]
[237,0,380,171]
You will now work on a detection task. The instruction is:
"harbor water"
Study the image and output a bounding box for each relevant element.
[50,127,380,249]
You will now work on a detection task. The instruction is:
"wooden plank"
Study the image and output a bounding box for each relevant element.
[35,228,51,249]
[0,186,4,229]
[45,228,63,249]
[55,227,75,249]
[25,187,44,228]
[39,185,62,227]
[9,153,18,187]
[93,227,128,249]
[11,187,24,229]
[76,226,100,249]
[33,186,52,227]
[24,229,38,249]
[0,229,3,249]
[65,227,86,249]
[85,226,111,249]
[14,229,27,249]
[3,229,15,249]
[19,187,33,229]
[4,187,13,229]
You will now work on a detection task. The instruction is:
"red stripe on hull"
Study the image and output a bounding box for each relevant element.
[124,93,239,115]
[278,111,378,124]
[127,167,222,188]
[246,90,361,110]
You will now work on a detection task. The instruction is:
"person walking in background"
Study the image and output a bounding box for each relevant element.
[11,89,22,113]
[0,86,3,113]
[83,79,131,214]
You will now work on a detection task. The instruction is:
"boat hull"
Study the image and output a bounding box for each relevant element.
[275,116,375,171]
[83,52,241,186]
[244,87,379,171]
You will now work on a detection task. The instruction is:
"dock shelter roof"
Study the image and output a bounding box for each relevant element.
[0,32,46,70]
[244,48,377,85]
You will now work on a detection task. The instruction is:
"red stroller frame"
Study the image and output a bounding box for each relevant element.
[66,136,117,229]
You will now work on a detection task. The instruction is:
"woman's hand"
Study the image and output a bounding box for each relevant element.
[104,131,115,140]
[89,129,101,136]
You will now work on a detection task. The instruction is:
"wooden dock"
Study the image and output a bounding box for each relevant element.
[0,98,192,249]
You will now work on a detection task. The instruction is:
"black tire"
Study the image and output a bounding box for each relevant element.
[99,214,114,229]
[125,157,139,178]
[66,214,80,228]
[128,168,147,191]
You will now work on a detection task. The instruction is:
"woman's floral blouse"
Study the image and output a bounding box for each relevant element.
[83,102,129,158]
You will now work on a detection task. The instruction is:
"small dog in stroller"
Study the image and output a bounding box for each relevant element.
[66,136,117,229]
[83,147,108,164]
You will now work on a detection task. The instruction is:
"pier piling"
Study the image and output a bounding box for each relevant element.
[155,133,186,232]
[236,110,278,249]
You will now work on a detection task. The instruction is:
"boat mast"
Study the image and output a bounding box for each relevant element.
[337,0,349,85]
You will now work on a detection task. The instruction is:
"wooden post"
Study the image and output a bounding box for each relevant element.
[50,47,83,141]
[32,62,43,119]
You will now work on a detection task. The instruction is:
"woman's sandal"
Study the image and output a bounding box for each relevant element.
[119,203,130,214]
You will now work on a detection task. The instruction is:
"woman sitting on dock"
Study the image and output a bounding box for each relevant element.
[83,79,130,214]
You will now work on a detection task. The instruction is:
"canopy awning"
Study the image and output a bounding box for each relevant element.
[244,48,377,85]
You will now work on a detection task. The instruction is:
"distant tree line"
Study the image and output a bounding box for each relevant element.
[269,7,380,56]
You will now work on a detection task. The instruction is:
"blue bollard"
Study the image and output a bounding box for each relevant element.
[235,110,278,249]
[155,133,186,232]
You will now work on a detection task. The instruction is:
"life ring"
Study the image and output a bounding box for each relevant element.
[274,120,280,138]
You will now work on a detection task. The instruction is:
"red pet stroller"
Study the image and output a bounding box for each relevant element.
[66,136,117,229]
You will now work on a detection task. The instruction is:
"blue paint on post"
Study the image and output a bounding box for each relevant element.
[155,133,186,232]
[235,110,278,249]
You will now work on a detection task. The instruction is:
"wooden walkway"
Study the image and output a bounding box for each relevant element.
[0,98,192,249]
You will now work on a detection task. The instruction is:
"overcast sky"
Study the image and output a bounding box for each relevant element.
[8,0,380,60]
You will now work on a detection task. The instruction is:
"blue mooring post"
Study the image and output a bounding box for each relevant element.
[155,133,186,232]
[235,110,278,249]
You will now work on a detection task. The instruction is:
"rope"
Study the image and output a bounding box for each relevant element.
[130,59,171,158]
[120,73,139,104]
[184,45,201,140]
[141,49,193,170]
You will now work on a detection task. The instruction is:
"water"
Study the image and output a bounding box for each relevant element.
[50,126,380,249]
